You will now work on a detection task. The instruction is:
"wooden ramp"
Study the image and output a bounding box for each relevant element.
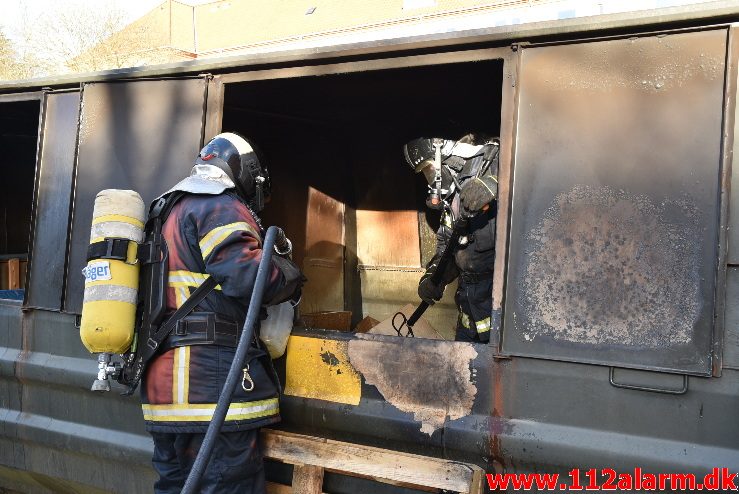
[262,429,484,494]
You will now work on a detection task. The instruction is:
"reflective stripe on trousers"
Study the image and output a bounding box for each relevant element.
[459,311,491,335]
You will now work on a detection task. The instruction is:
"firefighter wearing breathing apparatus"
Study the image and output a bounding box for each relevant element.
[137,133,304,493]
[403,134,499,343]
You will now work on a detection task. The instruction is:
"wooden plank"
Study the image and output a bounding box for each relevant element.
[7,259,19,290]
[300,311,352,331]
[262,429,478,492]
[0,261,7,290]
[301,187,345,314]
[356,209,420,267]
[323,468,440,493]
[19,260,27,289]
[267,460,468,493]
[266,482,293,494]
[292,465,324,494]
[353,316,379,333]
[468,468,484,494]
[266,481,328,494]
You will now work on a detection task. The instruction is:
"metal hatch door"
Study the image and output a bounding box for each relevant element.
[27,91,80,310]
[64,78,208,314]
[503,29,727,375]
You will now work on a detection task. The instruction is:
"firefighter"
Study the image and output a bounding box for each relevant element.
[140,132,304,493]
[403,134,499,343]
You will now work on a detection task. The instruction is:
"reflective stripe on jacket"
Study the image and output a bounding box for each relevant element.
[141,192,285,433]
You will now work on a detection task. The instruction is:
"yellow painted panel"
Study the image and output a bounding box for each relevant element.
[284,336,361,405]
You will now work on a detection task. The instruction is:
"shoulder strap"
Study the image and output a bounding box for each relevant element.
[121,276,218,395]
[120,190,204,395]
[149,190,186,236]
[144,276,218,353]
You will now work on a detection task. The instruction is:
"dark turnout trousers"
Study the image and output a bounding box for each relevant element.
[151,429,266,494]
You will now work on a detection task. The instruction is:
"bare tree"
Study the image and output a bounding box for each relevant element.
[0,28,45,82]
[0,31,17,80]
[38,2,163,74]
[10,7,51,80]
[5,1,165,79]
[72,15,168,72]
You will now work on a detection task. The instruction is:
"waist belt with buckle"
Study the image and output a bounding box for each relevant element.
[160,312,242,351]
[460,271,494,283]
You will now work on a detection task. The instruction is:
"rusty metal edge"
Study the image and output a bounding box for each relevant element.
[199,75,211,149]
[22,92,47,310]
[0,92,42,102]
[713,24,739,377]
[0,1,737,93]
[217,47,507,84]
[204,75,224,142]
[60,85,86,313]
[490,46,520,356]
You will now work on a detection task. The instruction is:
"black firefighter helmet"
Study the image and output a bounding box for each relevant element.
[195,132,271,211]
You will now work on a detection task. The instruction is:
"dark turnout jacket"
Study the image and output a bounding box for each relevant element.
[141,192,301,433]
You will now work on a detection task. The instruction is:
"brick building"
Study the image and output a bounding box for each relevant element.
[82,0,709,68]
[82,0,551,67]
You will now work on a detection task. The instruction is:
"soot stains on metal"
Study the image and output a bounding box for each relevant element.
[520,185,701,347]
[535,35,723,94]
[348,337,478,436]
[320,351,340,367]
[78,85,105,145]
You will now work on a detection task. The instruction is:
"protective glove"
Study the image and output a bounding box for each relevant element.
[270,255,307,305]
[418,274,445,305]
[459,175,498,216]
[477,329,490,344]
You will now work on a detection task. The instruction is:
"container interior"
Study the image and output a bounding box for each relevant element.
[222,59,503,339]
[0,100,38,298]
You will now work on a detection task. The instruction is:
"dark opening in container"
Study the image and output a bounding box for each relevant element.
[222,59,503,340]
[0,100,39,300]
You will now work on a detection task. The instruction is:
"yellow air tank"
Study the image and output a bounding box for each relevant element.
[80,189,145,354]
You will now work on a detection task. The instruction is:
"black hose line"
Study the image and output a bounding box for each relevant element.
[182,226,284,494]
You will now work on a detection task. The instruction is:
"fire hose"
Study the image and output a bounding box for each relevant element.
[182,225,289,494]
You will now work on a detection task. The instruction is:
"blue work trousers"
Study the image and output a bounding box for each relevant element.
[151,429,266,494]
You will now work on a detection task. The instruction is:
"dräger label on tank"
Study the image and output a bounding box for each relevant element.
[82,261,112,282]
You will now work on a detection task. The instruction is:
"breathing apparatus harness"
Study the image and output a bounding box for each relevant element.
[115,191,221,394]
[116,187,277,395]
[110,192,185,393]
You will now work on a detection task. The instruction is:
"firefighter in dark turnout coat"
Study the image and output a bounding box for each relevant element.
[404,134,499,343]
[141,133,303,493]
